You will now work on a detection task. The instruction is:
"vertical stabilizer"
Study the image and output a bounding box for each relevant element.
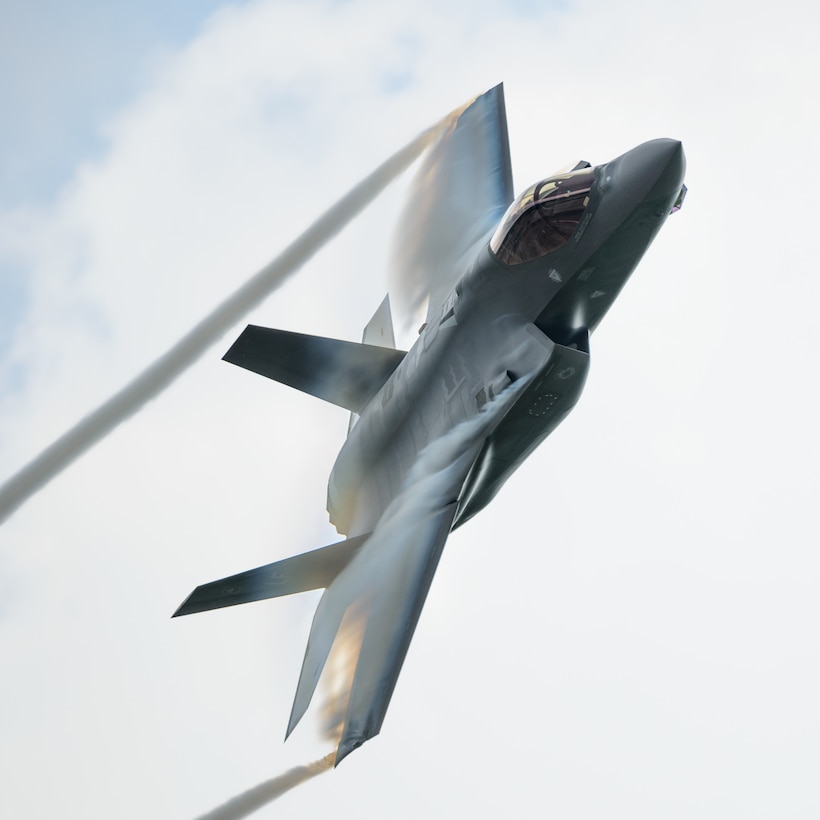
[362,294,396,349]
[349,295,396,433]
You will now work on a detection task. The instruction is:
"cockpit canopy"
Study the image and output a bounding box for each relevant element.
[490,167,596,265]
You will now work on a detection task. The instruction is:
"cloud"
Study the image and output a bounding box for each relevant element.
[1,1,819,819]
[0,101,448,525]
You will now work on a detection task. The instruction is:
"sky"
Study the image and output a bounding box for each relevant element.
[1,0,819,817]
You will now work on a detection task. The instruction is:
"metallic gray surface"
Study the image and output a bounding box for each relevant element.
[175,86,686,764]
[172,534,370,617]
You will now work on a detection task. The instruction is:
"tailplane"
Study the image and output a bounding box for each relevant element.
[172,534,370,617]
[223,325,405,414]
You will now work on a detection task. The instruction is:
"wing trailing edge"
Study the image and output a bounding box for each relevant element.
[224,325,406,413]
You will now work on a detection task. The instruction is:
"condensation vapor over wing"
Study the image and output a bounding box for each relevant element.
[390,84,514,333]
[0,103,472,526]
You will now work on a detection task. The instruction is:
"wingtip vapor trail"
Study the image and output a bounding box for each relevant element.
[193,753,335,820]
[0,92,484,527]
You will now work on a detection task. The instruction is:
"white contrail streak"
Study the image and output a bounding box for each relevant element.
[0,114,454,526]
[193,754,334,820]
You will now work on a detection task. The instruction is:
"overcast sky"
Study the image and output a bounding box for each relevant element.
[2,1,819,818]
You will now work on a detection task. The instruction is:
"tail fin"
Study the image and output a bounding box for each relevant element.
[349,295,396,433]
[223,325,405,413]
[361,294,396,349]
[287,374,532,764]
[172,534,370,617]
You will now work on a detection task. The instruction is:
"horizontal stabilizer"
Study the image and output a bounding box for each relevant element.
[173,534,370,617]
[224,325,406,413]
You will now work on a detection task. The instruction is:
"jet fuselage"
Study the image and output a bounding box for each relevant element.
[175,109,688,765]
[328,139,686,536]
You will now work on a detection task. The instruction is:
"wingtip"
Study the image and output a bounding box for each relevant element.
[285,697,308,742]
[333,736,365,767]
[171,591,196,618]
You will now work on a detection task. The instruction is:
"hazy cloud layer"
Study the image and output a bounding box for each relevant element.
[1,1,819,819]
[0,107,444,523]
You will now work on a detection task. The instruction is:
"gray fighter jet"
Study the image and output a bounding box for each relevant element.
[174,85,686,764]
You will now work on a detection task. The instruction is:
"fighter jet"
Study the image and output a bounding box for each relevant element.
[173,85,686,764]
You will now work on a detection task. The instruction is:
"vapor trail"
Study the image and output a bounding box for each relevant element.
[194,753,334,820]
[0,111,457,526]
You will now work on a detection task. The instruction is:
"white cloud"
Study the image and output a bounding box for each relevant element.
[1,0,819,818]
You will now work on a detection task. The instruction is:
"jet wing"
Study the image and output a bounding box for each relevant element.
[285,375,530,764]
[223,325,406,413]
[391,83,514,327]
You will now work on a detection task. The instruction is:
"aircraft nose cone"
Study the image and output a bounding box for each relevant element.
[613,138,685,200]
